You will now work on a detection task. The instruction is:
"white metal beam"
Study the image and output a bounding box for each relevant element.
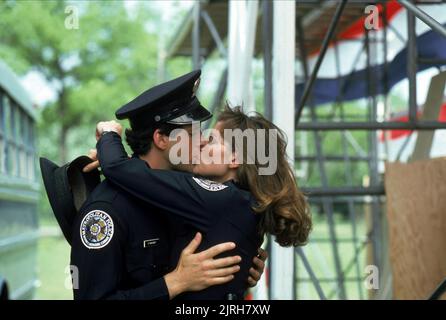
[270,0,296,300]
[227,0,259,112]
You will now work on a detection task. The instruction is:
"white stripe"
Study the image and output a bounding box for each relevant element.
[299,4,446,79]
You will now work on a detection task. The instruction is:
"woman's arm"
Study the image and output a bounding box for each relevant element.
[96,131,226,231]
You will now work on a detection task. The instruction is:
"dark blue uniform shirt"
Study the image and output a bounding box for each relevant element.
[70,179,171,300]
[97,132,263,300]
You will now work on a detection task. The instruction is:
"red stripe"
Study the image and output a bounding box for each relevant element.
[379,103,446,141]
[309,1,402,57]
[339,1,402,40]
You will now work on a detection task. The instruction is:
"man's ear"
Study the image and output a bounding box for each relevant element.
[229,152,240,169]
[152,129,170,150]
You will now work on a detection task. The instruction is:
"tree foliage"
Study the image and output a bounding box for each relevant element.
[0,0,159,162]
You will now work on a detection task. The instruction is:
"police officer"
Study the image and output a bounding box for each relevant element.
[69,70,266,299]
[93,71,266,300]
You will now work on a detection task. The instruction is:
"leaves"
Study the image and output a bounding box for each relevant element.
[0,0,159,162]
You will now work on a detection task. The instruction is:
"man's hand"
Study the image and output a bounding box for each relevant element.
[96,120,123,140]
[83,149,100,173]
[247,248,268,287]
[164,232,241,299]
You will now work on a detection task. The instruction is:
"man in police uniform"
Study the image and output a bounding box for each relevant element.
[72,70,266,299]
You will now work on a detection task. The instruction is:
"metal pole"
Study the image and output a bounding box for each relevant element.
[296,18,309,84]
[309,197,375,205]
[334,34,364,300]
[400,0,446,38]
[296,155,371,162]
[418,57,446,65]
[382,2,391,159]
[365,27,383,297]
[335,44,366,106]
[297,17,346,300]
[205,68,228,129]
[302,186,385,197]
[296,121,446,130]
[270,0,296,300]
[428,278,446,300]
[326,238,369,299]
[295,0,347,124]
[263,0,273,121]
[201,10,227,57]
[192,1,201,70]
[296,247,327,300]
[407,0,418,123]
[267,235,272,300]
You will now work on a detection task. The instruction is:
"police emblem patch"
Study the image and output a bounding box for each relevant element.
[80,210,114,249]
[192,177,228,192]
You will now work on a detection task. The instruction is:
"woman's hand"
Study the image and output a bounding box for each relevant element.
[96,120,123,140]
[247,248,268,287]
[164,232,241,299]
[83,149,100,173]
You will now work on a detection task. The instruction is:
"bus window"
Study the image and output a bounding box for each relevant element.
[3,95,11,175]
[9,98,18,177]
[0,60,39,300]
[0,91,4,175]
[16,109,27,179]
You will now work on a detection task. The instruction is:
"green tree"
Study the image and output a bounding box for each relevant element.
[0,0,159,163]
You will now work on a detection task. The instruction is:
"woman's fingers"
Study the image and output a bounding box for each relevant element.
[248,267,261,281]
[199,242,236,260]
[247,276,257,287]
[83,160,99,173]
[252,256,265,272]
[258,248,268,261]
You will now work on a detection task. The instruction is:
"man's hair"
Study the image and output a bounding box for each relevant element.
[125,123,180,156]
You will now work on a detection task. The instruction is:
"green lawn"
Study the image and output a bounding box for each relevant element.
[35,236,73,300]
[296,213,369,300]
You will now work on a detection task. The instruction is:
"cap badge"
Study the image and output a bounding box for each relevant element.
[192,78,201,97]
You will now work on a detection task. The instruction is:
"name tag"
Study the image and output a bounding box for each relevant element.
[143,238,159,248]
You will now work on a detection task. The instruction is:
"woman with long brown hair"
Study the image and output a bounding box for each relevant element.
[95,105,312,299]
[213,106,311,247]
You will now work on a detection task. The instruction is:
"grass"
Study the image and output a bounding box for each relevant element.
[296,213,370,300]
[35,235,73,300]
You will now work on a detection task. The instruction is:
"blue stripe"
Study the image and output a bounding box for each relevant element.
[295,27,446,107]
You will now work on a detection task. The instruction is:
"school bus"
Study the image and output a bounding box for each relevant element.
[0,60,39,299]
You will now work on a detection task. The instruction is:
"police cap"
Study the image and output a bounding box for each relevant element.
[39,156,101,244]
[115,70,212,129]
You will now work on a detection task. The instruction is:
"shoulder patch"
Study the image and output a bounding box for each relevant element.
[192,177,228,192]
[80,210,114,249]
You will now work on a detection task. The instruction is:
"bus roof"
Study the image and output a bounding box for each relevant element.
[0,60,36,119]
